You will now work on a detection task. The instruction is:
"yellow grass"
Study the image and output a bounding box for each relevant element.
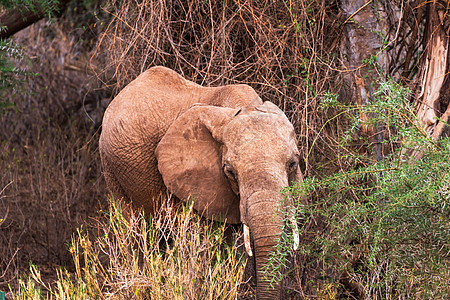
[12,199,246,299]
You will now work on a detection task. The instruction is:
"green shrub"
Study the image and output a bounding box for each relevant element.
[0,0,60,16]
[274,80,449,299]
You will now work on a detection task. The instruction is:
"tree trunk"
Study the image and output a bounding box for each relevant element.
[339,1,393,298]
[414,1,450,140]
[0,0,71,38]
[340,0,390,161]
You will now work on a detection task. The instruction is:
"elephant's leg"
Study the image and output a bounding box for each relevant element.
[102,158,136,217]
[102,158,128,203]
[121,154,167,216]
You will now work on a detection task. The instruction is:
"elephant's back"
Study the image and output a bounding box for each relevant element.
[101,66,262,145]
[101,67,211,146]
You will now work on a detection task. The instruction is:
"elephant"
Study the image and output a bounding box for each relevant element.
[99,66,302,299]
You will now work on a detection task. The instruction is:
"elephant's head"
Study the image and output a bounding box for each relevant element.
[155,101,302,299]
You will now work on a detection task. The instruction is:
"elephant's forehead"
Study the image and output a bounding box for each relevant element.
[224,113,295,147]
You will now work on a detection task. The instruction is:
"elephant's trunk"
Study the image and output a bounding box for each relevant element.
[246,190,285,300]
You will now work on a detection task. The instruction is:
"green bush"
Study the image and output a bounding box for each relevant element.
[276,80,449,298]
[0,0,60,16]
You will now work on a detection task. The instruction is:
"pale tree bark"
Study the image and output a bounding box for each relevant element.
[414,0,450,142]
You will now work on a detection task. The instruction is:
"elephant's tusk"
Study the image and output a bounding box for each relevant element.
[243,224,253,257]
[290,215,300,251]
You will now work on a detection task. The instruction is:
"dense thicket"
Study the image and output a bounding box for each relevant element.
[1,0,449,299]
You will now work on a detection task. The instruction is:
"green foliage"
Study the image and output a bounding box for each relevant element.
[12,199,246,299]
[271,80,449,298]
[0,39,25,113]
[0,39,24,90]
[0,1,60,108]
[0,0,60,17]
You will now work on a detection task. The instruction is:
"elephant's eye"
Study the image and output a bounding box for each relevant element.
[224,165,236,180]
[288,160,298,170]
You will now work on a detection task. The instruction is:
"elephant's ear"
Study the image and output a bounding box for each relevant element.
[155,106,240,224]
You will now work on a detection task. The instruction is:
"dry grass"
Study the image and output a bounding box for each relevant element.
[0,3,110,290]
[11,199,247,299]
